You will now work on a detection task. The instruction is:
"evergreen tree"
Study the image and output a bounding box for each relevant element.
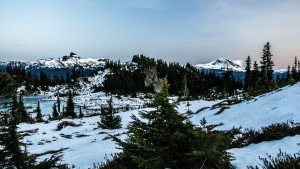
[286,65,294,84]
[291,65,297,80]
[181,73,189,100]
[287,65,291,79]
[0,91,30,168]
[251,61,259,88]
[35,101,43,122]
[298,60,300,78]
[221,70,236,95]
[57,91,61,114]
[117,78,194,168]
[113,78,232,169]
[294,56,298,72]
[18,94,30,123]
[0,102,65,168]
[0,90,65,168]
[256,70,270,93]
[64,89,76,118]
[52,103,59,120]
[0,72,17,96]
[79,106,83,118]
[291,56,298,80]
[244,56,252,88]
[98,96,122,129]
[261,42,274,81]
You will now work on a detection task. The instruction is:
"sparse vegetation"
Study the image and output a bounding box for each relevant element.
[234,120,300,147]
[247,148,300,169]
[1,42,300,168]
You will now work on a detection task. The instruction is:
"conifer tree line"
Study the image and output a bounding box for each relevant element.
[244,42,299,95]
[0,42,298,99]
[0,87,66,168]
[102,42,299,98]
[102,54,243,98]
[0,65,83,96]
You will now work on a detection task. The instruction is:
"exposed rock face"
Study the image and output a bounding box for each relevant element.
[143,68,163,92]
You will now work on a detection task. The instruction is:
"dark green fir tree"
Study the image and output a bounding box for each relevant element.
[18,94,29,123]
[36,101,43,122]
[181,73,189,100]
[0,90,66,168]
[64,89,76,118]
[52,103,59,120]
[0,90,30,168]
[98,96,122,129]
[244,56,252,89]
[261,42,274,81]
[111,78,232,169]
[79,106,83,118]
[119,78,194,168]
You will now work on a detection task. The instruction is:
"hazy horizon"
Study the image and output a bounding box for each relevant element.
[1,0,300,69]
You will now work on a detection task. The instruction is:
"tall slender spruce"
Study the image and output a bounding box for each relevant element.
[36,101,43,122]
[261,42,274,81]
[244,56,252,88]
[64,89,76,118]
[18,94,29,123]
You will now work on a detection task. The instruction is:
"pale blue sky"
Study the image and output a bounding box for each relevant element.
[1,0,300,68]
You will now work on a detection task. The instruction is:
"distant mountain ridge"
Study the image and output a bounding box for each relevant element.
[0,53,106,69]
[0,53,107,79]
[195,58,245,72]
[195,58,286,80]
[0,55,286,81]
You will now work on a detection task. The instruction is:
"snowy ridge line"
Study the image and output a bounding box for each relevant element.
[0,55,107,69]
[195,58,245,72]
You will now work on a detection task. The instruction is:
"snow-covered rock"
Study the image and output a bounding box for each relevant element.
[195,58,245,72]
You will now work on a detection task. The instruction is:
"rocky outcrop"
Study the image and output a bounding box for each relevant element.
[143,68,163,92]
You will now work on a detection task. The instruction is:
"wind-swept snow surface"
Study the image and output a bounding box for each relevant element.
[230,136,300,168]
[18,109,142,169]
[18,83,300,168]
[189,83,300,131]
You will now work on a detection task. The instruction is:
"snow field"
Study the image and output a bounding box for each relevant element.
[18,78,300,168]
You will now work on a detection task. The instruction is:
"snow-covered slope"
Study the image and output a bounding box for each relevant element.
[17,72,300,168]
[187,83,300,130]
[230,135,300,168]
[41,68,150,111]
[195,58,245,72]
[177,83,300,168]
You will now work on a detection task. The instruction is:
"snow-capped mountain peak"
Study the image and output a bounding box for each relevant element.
[0,53,107,70]
[195,58,244,71]
[28,54,106,69]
